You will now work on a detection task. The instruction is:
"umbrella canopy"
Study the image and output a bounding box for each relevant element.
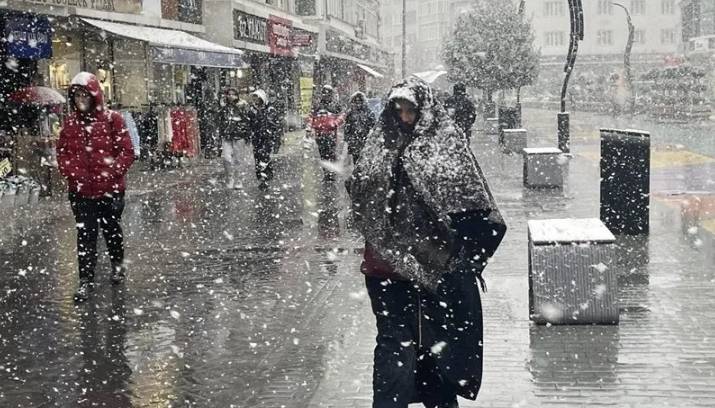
[8,86,66,105]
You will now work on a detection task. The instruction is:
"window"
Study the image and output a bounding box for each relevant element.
[597,30,613,46]
[296,0,316,15]
[598,0,613,15]
[631,0,645,15]
[662,0,676,14]
[545,31,565,46]
[634,30,646,43]
[544,1,564,17]
[661,28,676,44]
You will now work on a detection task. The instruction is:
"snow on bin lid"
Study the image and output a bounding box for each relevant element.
[503,129,527,133]
[528,218,616,244]
[599,128,651,137]
[523,147,562,155]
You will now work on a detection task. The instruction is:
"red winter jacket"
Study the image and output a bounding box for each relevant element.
[57,73,134,198]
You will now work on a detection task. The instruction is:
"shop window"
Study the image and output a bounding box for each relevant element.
[634,30,646,44]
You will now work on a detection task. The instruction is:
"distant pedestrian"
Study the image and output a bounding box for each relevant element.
[343,91,376,164]
[57,72,135,302]
[308,85,343,180]
[348,77,507,408]
[250,89,280,190]
[219,88,252,189]
[444,83,477,140]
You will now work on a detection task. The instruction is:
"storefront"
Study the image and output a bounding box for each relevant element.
[316,26,392,102]
[229,6,318,125]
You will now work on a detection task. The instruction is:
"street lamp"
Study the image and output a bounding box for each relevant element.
[613,2,635,114]
[558,0,584,154]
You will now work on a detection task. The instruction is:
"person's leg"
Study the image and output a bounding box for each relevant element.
[253,143,272,186]
[99,193,126,283]
[231,140,243,187]
[70,194,99,301]
[222,139,235,188]
[366,277,419,408]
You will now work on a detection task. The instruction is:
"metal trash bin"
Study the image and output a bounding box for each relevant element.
[528,218,619,325]
[600,128,650,235]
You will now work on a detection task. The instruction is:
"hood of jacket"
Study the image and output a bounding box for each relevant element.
[68,72,105,113]
[251,89,268,105]
[349,77,505,291]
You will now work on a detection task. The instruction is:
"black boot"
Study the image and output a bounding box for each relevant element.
[111,264,126,284]
[73,281,92,303]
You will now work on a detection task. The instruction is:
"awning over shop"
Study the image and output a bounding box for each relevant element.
[82,18,246,69]
[412,70,447,84]
[357,64,384,79]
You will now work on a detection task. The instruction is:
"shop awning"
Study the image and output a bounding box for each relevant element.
[357,64,384,79]
[82,18,246,69]
[412,70,447,84]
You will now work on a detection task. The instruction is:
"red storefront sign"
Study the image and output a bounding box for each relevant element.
[268,15,293,57]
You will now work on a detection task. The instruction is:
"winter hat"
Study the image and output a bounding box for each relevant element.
[250,89,268,105]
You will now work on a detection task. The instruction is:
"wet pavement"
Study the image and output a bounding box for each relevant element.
[1,109,714,407]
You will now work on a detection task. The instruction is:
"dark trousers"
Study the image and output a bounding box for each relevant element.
[366,276,459,408]
[253,143,274,182]
[69,192,125,283]
[316,133,337,162]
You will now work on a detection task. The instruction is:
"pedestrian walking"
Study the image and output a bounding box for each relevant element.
[308,85,343,180]
[444,83,477,140]
[249,89,280,190]
[348,77,507,408]
[57,72,135,302]
[219,88,252,189]
[343,91,376,164]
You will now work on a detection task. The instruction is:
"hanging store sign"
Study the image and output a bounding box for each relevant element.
[20,0,143,14]
[150,47,245,69]
[4,15,52,59]
[233,10,267,44]
[268,15,293,57]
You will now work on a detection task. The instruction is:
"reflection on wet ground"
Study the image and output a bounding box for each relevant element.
[2,109,715,407]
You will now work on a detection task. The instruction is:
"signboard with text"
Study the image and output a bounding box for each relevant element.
[268,15,293,57]
[21,0,142,14]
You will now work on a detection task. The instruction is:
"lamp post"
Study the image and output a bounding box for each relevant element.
[558,0,584,154]
[613,2,635,114]
[402,0,407,78]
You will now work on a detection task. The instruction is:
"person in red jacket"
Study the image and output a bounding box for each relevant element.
[307,85,343,180]
[57,72,135,302]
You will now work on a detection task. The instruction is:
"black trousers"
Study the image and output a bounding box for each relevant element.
[315,133,337,162]
[253,143,274,182]
[69,192,125,283]
[366,276,459,408]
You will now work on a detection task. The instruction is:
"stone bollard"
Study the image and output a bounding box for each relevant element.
[528,218,619,325]
[501,129,528,154]
[522,147,563,188]
[600,128,651,235]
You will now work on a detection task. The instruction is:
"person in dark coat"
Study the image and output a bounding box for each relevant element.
[444,83,477,140]
[348,77,507,408]
[219,88,252,189]
[57,72,135,302]
[308,85,343,180]
[344,91,376,164]
[250,89,280,190]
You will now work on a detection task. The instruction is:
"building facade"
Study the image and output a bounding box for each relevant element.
[203,0,390,114]
[524,0,682,101]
